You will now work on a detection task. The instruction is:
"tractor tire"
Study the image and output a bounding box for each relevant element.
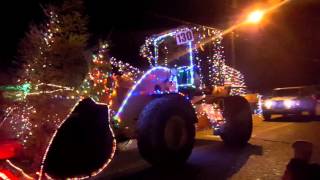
[137,94,196,167]
[220,96,253,147]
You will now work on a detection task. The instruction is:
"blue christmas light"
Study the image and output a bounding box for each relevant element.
[152,29,196,89]
[114,66,171,122]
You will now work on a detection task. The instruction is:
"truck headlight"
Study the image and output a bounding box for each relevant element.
[284,99,296,109]
[264,100,274,109]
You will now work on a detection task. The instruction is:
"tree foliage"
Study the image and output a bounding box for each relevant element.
[18,0,89,87]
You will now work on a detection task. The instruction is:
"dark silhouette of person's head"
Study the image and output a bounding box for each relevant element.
[292,140,313,162]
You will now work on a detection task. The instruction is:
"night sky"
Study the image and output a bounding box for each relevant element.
[0,0,320,91]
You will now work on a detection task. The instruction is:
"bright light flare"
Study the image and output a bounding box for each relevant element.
[246,10,264,24]
[284,99,298,109]
[264,100,274,109]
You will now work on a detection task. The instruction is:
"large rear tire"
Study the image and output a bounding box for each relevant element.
[137,94,196,167]
[220,96,253,147]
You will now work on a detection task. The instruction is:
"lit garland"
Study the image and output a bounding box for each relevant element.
[0,83,31,94]
[0,83,74,102]
[0,24,249,179]
[110,57,142,82]
[0,38,142,179]
[38,98,117,180]
[256,94,263,114]
[140,26,227,87]
[1,105,34,144]
[0,8,117,179]
[78,42,142,104]
[5,160,34,180]
[78,42,114,103]
[19,10,61,85]
[140,26,247,93]
[114,66,171,123]
[139,26,247,123]
[0,96,76,179]
[223,65,246,95]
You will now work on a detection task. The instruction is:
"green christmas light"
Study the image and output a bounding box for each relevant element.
[0,83,31,94]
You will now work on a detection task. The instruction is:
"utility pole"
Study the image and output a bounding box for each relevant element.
[230,0,237,68]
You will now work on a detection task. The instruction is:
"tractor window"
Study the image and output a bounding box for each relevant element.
[156,36,191,68]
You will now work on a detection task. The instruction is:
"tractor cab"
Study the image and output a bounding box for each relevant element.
[150,28,199,92]
[144,26,230,96]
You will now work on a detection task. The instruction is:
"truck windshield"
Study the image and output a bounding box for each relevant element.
[273,88,301,97]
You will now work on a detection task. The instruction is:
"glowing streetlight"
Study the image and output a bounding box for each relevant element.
[246,10,264,24]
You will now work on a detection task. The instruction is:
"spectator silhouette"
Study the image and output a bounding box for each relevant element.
[282,140,320,180]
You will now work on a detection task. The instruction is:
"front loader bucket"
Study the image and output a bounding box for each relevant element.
[42,98,116,179]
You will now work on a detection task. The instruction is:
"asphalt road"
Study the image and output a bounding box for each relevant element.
[94,115,320,180]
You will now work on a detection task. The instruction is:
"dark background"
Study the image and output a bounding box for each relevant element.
[0,0,320,92]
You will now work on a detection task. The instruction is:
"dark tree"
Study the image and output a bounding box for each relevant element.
[18,0,89,87]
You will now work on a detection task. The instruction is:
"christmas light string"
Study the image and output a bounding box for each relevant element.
[38,98,116,180]
[1,24,248,179]
[6,160,34,180]
[114,66,171,123]
[139,26,247,121]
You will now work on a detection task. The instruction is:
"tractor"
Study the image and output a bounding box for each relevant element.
[109,26,252,168]
[0,26,252,179]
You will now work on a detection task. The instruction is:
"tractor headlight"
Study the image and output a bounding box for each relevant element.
[264,100,274,109]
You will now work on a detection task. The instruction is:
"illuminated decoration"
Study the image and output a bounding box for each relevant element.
[18,9,61,86]
[78,42,114,103]
[141,26,225,89]
[139,26,247,124]
[256,94,263,114]
[114,66,171,123]
[198,103,223,122]
[0,83,31,94]
[1,94,117,179]
[140,26,246,92]
[38,98,116,180]
[223,65,246,95]
[0,37,143,178]
[1,105,34,144]
[1,43,108,180]
[28,83,74,97]
[0,2,124,178]
[0,169,19,180]
[188,41,195,87]
[0,25,248,179]
[5,160,34,180]
[0,83,32,101]
[175,42,195,88]
[110,57,142,82]
[1,83,74,102]
[78,42,141,104]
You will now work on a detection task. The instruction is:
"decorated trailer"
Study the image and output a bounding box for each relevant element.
[0,26,251,179]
